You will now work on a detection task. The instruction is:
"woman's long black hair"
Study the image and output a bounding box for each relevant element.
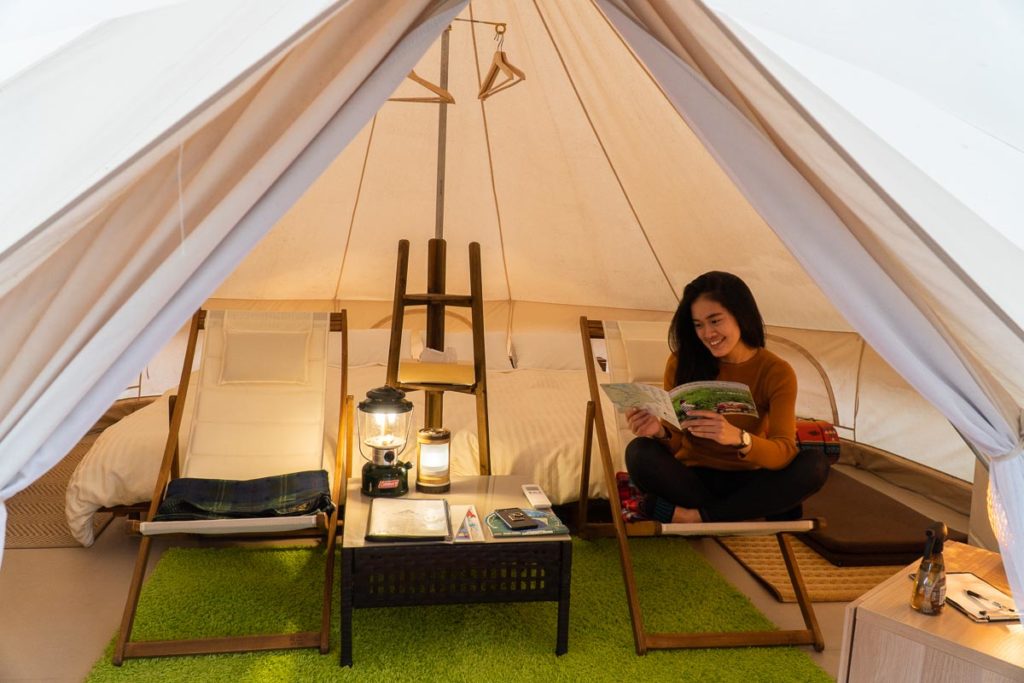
[670,271,766,386]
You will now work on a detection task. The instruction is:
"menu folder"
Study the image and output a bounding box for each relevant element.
[365,498,452,542]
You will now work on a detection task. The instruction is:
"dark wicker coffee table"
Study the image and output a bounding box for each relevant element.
[340,475,572,667]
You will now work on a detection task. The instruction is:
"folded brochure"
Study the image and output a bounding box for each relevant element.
[601,380,757,429]
[485,507,569,537]
[450,504,485,543]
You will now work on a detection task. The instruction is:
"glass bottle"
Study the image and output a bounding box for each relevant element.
[910,522,947,615]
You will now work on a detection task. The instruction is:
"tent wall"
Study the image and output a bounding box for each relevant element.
[204,0,984,484]
[0,0,470,565]
[215,0,847,332]
[2,0,1020,600]
[128,295,978,500]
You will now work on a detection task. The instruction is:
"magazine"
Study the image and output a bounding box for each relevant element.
[600,380,757,429]
[484,508,570,537]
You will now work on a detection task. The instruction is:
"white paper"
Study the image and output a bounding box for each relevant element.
[946,572,1018,622]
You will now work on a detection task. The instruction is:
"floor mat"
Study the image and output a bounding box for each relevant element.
[717,535,903,602]
[802,469,967,566]
[87,540,830,682]
[6,438,113,549]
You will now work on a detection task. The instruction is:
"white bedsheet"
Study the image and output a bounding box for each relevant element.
[346,366,612,505]
[66,364,611,545]
[64,389,194,546]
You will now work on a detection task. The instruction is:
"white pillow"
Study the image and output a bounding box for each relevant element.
[219,330,309,384]
[420,331,513,371]
[623,337,670,383]
[511,331,585,370]
[347,329,412,367]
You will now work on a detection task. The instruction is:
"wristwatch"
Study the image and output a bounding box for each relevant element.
[734,429,751,449]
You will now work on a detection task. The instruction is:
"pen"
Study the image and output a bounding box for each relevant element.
[965,589,1016,613]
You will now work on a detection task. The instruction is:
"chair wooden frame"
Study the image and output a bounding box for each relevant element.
[576,316,824,654]
[112,309,354,665]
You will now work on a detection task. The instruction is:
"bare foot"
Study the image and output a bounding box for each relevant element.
[670,507,702,524]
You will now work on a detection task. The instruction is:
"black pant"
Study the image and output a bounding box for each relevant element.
[624,437,830,522]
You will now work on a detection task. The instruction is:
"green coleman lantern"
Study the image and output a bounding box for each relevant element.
[357,386,414,497]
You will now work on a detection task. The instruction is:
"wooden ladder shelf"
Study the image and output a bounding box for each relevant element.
[385,239,491,475]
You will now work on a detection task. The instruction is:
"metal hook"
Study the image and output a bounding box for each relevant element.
[495,23,505,51]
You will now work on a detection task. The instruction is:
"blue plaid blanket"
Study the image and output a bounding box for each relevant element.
[153,469,334,522]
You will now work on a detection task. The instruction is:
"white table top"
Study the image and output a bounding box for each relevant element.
[843,541,1023,678]
[342,475,569,549]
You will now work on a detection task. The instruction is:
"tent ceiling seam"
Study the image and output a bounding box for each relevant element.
[176,143,187,256]
[853,338,866,443]
[593,0,688,120]
[765,333,839,425]
[469,2,514,304]
[694,1,1024,346]
[535,0,678,303]
[333,113,379,301]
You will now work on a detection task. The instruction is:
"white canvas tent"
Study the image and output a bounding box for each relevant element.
[1,0,1022,606]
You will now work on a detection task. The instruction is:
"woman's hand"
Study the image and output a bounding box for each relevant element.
[626,407,665,438]
[681,410,743,446]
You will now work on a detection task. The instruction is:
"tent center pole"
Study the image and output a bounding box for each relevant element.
[434,25,450,241]
[423,26,452,428]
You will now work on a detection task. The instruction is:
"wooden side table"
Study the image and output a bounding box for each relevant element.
[838,541,1023,682]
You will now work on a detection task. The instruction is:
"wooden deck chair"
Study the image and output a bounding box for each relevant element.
[113,309,353,664]
[576,317,824,654]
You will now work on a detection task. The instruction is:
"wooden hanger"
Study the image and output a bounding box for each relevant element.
[388,70,455,104]
[478,51,525,101]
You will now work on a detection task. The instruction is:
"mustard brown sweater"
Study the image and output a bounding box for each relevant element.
[661,349,798,470]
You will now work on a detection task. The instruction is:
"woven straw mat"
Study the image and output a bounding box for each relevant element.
[718,535,903,602]
[6,438,112,548]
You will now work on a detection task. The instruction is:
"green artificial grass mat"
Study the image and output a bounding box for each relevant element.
[89,538,830,682]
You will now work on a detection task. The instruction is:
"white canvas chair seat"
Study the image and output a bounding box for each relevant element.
[183,310,330,480]
[114,309,350,664]
[139,310,332,536]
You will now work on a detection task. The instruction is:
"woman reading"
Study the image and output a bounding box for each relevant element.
[625,271,830,524]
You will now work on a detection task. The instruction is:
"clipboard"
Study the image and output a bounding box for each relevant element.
[944,572,1018,623]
